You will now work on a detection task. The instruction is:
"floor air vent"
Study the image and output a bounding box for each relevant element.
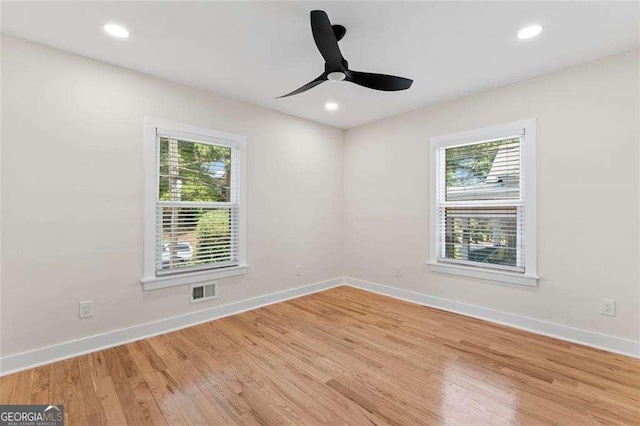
[190,283,217,303]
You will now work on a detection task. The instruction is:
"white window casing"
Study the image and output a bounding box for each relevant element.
[141,118,247,291]
[428,119,538,286]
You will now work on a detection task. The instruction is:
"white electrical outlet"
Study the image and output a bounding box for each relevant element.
[599,299,616,317]
[78,300,93,318]
[295,265,303,276]
[395,266,402,277]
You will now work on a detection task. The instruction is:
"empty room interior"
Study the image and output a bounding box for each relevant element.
[1,1,639,424]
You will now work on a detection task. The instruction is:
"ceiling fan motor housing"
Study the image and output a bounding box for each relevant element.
[332,25,346,41]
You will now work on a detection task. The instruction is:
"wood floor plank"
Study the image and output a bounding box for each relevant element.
[126,341,187,425]
[103,347,153,425]
[1,286,638,425]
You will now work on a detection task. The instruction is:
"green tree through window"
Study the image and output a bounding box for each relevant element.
[159,137,232,202]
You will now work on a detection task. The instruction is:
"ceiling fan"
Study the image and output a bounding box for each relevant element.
[278,10,413,98]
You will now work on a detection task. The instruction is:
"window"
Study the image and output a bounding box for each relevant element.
[142,119,247,290]
[429,119,537,286]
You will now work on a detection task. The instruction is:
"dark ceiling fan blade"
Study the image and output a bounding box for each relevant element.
[277,74,327,98]
[310,10,343,69]
[346,71,413,91]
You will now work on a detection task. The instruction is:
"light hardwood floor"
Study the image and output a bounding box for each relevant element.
[1,286,639,425]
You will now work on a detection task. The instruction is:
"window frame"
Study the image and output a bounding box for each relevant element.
[428,119,538,286]
[141,118,247,291]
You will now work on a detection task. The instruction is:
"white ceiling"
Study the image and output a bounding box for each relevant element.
[2,1,638,129]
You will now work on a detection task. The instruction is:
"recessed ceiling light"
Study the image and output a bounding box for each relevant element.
[325,102,338,111]
[103,23,130,39]
[517,25,542,40]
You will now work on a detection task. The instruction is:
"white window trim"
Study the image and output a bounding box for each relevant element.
[428,119,538,287]
[141,118,248,291]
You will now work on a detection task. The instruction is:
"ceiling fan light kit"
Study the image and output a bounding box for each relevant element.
[327,71,346,82]
[278,10,413,98]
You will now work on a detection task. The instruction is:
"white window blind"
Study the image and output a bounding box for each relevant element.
[156,136,240,275]
[436,136,525,272]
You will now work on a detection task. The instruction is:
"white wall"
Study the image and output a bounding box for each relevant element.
[344,50,639,342]
[0,36,344,357]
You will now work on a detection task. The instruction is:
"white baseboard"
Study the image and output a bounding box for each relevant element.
[345,277,639,359]
[0,277,344,376]
[2,275,637,376]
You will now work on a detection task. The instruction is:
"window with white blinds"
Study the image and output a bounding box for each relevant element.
[142,119,247,289]
[157,137,240,275]
[429,119,537,286]
[437,137,523,272]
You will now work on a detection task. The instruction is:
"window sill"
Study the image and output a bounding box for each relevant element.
[427,262,538,287]
[141,264,249,291]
